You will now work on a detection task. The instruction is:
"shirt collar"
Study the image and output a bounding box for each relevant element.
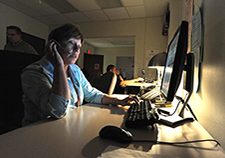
[10,39,23,46]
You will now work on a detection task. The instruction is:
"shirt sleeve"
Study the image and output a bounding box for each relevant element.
[69,65,105,104]
[83,79,105,104]
[46,93,70,118]
[21,65,70,118]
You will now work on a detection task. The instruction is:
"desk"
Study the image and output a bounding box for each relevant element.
[0,104,224,158]
[125,82,155,94]
[126,82,155,88]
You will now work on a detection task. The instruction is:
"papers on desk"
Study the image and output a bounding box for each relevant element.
[98,145,177,158]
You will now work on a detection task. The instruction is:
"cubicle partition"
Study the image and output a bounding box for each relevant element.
[0,50,41,134]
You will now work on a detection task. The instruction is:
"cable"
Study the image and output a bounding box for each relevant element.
[175,95,198,121]
[157,99,182,117]
[132,139,220,146]
[157,95,196,119]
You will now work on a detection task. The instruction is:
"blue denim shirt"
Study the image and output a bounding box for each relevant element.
[21,56,104,126]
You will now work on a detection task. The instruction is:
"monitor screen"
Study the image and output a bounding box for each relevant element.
[160,21,188,102]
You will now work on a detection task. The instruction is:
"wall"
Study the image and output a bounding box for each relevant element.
[144,17,168,80]
[78,42,96,69]
[190,0,225,149]
[170,0,225,149]
[167,0,183,42]
[94,47,134,74]
[0,3,49,50]
[75,17,168,78]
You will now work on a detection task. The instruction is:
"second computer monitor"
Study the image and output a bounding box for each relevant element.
[160,21,188,102]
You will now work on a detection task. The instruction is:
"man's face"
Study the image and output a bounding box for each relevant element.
[7,29,21,43]
[111,67,117,73]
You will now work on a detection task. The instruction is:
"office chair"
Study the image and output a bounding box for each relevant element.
[93,72,117,95]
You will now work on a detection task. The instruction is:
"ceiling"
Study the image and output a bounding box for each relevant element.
[0,0,169,48]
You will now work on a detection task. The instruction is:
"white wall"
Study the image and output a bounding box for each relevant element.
[0,2,49,50]
[170,0,225,149]
[190,0,225,149]
[76,17,168,78]
[167,0,183,42]
[94,47,134,74]
[77,42,96,69]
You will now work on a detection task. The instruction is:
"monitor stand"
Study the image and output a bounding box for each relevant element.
[157,53,197,128]
[157,95,195,128]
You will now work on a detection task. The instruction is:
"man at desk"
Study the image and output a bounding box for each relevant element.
[4,25,38,55]
[21,24,139,126]
[106,64,144,93]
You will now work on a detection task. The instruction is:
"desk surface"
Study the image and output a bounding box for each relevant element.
[126,82,155,87]
[0,104,224,158]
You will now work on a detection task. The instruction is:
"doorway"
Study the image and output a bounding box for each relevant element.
[83,53,103,85]
[116,56,134,80]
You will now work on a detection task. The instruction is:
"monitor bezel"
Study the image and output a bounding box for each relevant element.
[160,21,188,102]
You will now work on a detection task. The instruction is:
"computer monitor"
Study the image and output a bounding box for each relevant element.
[160,21,188,102]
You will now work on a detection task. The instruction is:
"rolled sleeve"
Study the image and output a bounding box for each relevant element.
[21,61,70,121]
[45,93,70,118]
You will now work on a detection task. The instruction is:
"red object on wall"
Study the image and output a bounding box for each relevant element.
[87,50,91,54]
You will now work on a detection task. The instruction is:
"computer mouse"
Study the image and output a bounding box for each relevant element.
[99,125,133,143]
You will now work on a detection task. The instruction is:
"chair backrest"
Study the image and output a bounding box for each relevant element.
[93,72,117,95]
[108,73,117,95]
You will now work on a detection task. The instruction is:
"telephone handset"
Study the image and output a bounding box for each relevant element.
[51,39,71,54]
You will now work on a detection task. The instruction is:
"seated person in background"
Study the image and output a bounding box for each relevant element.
[21,24,139,126]
[4,25,38,55]
[107,64,144,87]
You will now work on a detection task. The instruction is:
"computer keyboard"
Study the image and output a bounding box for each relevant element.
[124,100,159,128]
[141,87,161,100]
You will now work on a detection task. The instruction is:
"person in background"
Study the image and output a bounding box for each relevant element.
[107,64,144,87]
[21,24,139,126]
[4,25,38,55]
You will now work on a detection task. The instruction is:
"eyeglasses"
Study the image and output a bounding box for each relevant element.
[6,33,18,36]
[52,39,80,55]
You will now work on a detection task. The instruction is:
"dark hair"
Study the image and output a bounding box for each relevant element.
[7,26,22,35]
[106,64,115,72]
[48,24,83,44]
